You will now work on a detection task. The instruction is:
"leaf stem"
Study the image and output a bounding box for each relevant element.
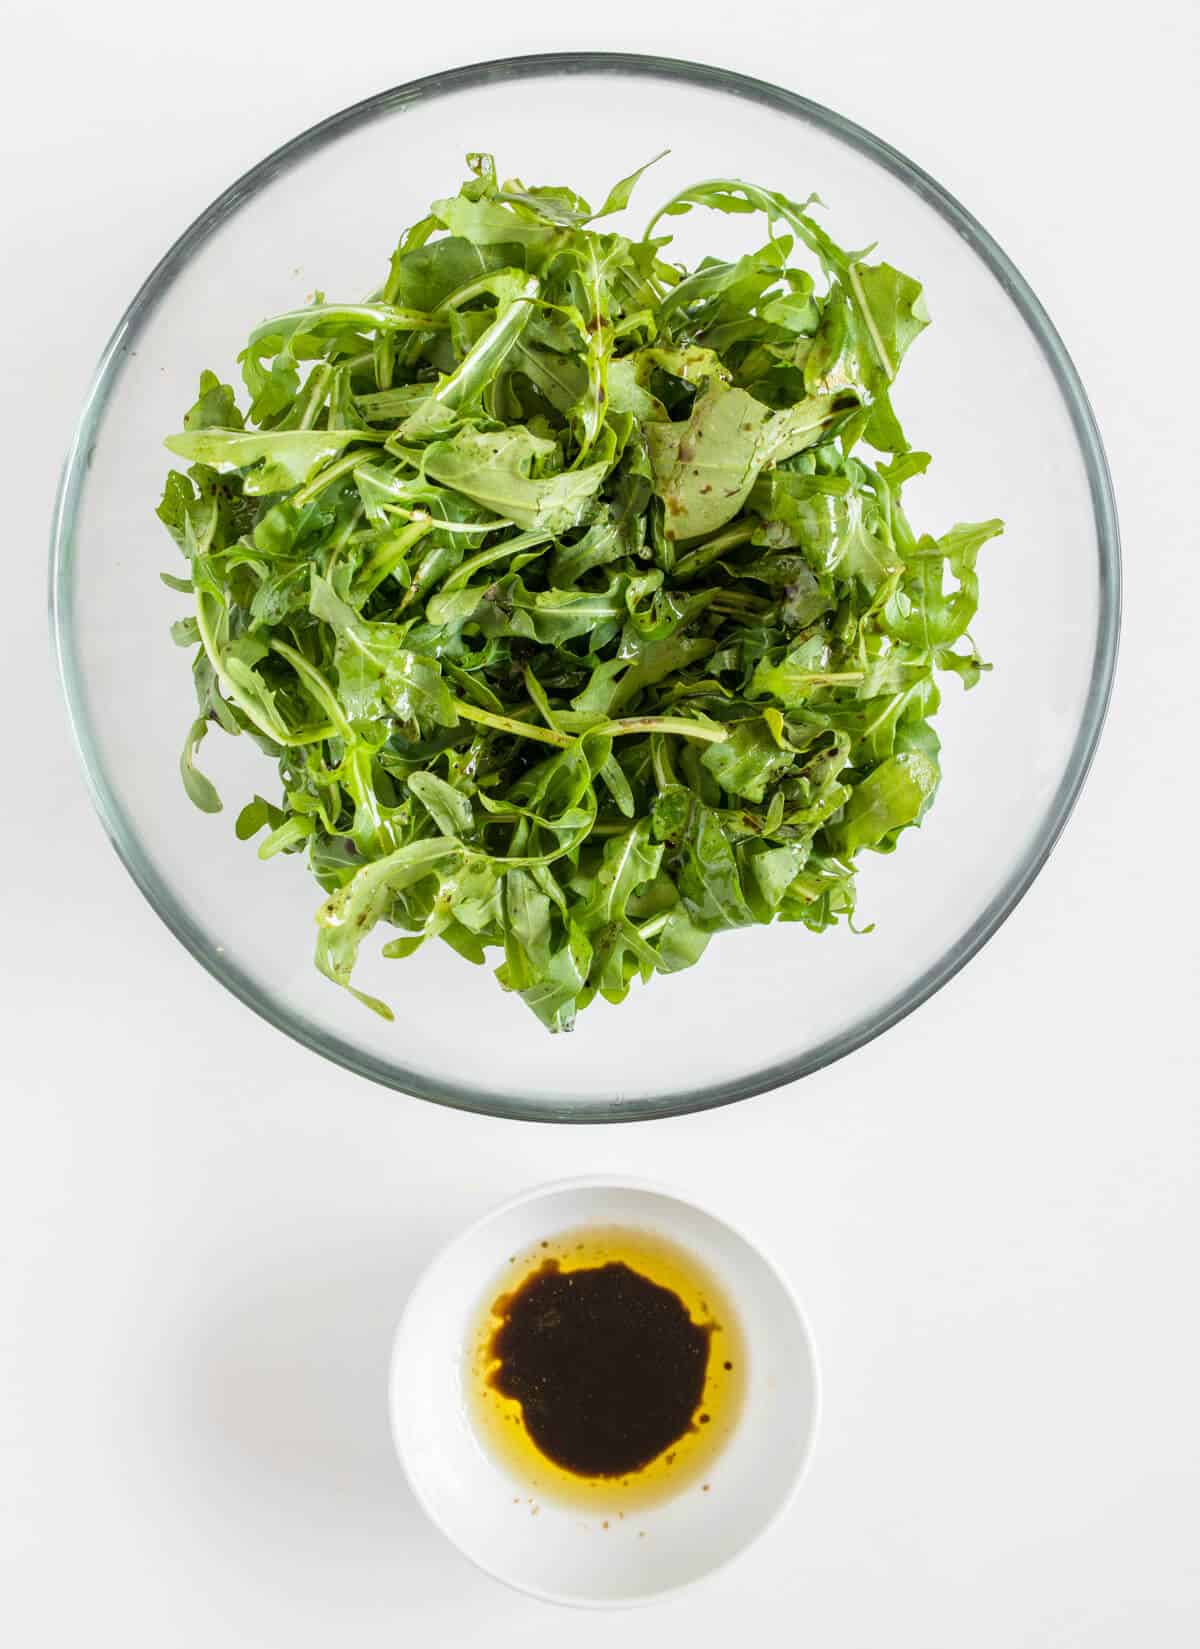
[847,261,896,382]
[434,274,540,410]
[192,590,333,747]
[247,303,448,348]
[451,698,574,748]
[293,446,383,507]
[650,732,678,790]
[384,505,515,535]
[270,639,354,739]
[592,716,729,744]
[447,701,728,750]
[672,519,758,582]
[293,364,334,430]
[353,519,431,600]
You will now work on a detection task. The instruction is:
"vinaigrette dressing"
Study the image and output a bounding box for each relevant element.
[466,1224,745,1512]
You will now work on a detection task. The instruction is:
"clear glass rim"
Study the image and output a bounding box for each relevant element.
[49,52,1122,1124]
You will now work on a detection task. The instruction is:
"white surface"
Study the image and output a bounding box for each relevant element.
[2,2,1198,1644]
[390,1179,817,1604]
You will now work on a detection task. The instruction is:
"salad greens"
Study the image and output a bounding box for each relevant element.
[158,152,1002,1031]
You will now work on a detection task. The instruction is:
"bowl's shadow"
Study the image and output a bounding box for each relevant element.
[150,1225,457,1585]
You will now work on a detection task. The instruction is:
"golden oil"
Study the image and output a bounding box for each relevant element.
[465,1223,745,1513]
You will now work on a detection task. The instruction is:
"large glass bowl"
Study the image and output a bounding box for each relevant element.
[51,54,1119,1123]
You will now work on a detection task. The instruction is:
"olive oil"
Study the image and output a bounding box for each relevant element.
[466,1225,745,1512]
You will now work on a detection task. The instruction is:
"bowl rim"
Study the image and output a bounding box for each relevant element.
[387,1173,821,1607]
[49,51,1122,1124]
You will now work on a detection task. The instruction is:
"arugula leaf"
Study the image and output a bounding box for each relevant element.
[408,771,474,837]
[827,751,939,853]
[309,574,458,732]
[183,370,245,432]
[158,153,1002,1032]
[700,720,796,803]
[413,427,608,532]
[576,820,663,929]
[180,717,222,813]
[847,262,930,381]
[647,380,857,541]
[315,838,463,1018]
[593,152,670,220]
[386,236,520,313]
[165,428,385,495]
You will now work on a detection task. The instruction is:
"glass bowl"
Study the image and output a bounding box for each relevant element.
[51,53,1120,1123]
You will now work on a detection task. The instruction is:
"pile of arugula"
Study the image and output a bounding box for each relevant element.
[158,153,1002,1031]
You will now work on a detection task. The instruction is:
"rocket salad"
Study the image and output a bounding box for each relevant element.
[158,152,1002,1031]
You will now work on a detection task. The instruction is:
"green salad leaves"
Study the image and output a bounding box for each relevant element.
[157,152,1002,1031]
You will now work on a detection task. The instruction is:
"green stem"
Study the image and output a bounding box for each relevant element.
[709,592,773,618]
[387,504,513,535]
[193,590,332,747]
[434,274,541,410]
[671,519,758,582]
[437,528,552,592]
[847,261,896,382]
[330,504,365,555]
[481,811,627,837]
[292,446,381,507]
[451,699,574,749]
[778,671,866,688]
[292,363,333,430]
[248,304,448,349]
[650,732,678,790]
[258,816,313,860]
[440,270,527,311]
[353,519,431,600]
[270,640,354,739]
[591,716,729,744]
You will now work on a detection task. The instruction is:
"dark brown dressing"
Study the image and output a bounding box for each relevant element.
[487,1259,712,1478]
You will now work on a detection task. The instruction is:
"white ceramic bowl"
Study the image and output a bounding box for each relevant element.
[389,1177,819,1606]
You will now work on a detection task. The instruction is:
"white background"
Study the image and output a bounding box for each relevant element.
[3,2,1198,1643]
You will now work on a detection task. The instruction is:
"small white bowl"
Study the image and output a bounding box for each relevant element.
[388,1176,819,1607]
